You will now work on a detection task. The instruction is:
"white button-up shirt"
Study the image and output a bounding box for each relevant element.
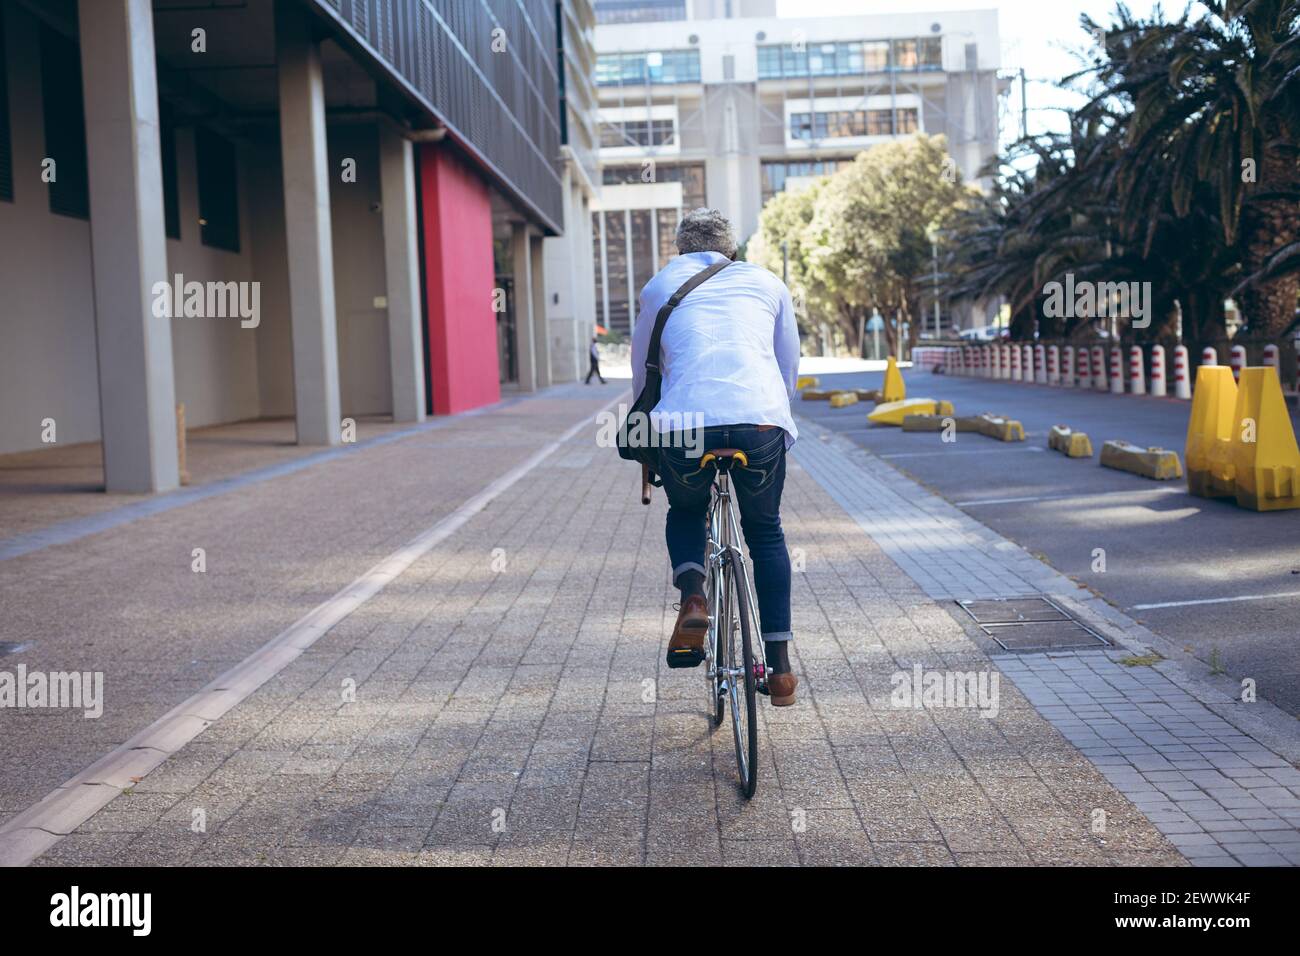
[631,251,800,447]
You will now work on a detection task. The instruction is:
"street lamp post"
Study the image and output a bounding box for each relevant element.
[930,237,941,339]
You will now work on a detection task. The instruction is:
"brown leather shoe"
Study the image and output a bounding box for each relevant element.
[666,595,709,668]
[766,671,798,706]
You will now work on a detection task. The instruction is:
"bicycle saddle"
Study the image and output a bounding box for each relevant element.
[700,448,748,471]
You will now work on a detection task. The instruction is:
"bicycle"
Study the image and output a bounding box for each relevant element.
[643,451,765,799]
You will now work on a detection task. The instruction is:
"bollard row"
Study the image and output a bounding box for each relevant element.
[940,342,1293,402]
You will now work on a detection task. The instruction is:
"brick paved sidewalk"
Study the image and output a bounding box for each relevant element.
[20,395,1188,866]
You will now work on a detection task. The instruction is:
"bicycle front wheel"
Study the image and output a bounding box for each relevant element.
[724,548,758,799]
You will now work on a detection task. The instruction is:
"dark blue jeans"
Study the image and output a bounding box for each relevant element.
[658,424,792,642]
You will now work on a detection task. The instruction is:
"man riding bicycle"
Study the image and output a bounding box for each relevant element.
[631,208,800,706]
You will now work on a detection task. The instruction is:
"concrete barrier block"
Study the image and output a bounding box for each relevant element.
[1048,424,1093,458]
[1232,367,1300,511]
[796,375,820,390]
[801,389,834,400]
[1185,366,1237,497]
[828,391,859,408]
[975,414,1025,442]
[868,397,952,426]
[901,414,984,433]
[854,388,882,403]
[1100,440,1183,480]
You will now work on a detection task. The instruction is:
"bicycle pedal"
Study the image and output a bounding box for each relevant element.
[666,648,706,669]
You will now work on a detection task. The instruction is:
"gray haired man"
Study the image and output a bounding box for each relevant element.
[631,208,802,705]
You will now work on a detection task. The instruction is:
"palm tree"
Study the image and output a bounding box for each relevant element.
[1081,1,1300,337]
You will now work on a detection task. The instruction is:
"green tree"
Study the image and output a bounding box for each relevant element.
[804,134,971,355]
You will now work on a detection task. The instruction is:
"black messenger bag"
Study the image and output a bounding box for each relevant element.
[616,259,731,474]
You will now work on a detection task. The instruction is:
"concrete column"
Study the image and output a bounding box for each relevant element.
[78,0,178,493]
[276,1,341,445]
[379,126,425,422]
[529,233,550,389]
[510,223,537,390]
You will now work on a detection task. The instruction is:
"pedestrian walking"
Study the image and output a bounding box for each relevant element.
[585,337,606,384]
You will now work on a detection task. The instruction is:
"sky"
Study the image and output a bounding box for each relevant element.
[775,0,1176,146]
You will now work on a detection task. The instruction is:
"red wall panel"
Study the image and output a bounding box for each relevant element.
[417,144,500,415]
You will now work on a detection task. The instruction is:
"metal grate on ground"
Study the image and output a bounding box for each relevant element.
[958,596,1110,652]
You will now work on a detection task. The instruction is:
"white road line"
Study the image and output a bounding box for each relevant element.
[1132,590,1300,611]
[0,396,623,867]
[955,487,1186,507]
[880,447,1045,460]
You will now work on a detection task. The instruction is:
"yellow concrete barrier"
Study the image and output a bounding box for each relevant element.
[1232,367,1300,511]
[828,391,859,408]
[796,375,820,390]
[882,356,906,403]
[975,414,1025,442]
[901,414,984,433]
[868,397,953,426]
[1185,366,1237,497]
[1048,424,1093,458]
[801,389,833,400]
[1100,440,1183,480]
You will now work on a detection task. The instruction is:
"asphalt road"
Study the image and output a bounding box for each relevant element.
[797,365,1300,718]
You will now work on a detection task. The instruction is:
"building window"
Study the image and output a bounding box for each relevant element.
[40,25,89,219]
[761,158,853,203]
[160,106,180,240]
[0,6,11,203]
[862,40,891,72]
[195,126,239,252]
[790,108,918,141]
[600,119,676,149]
[602,162,705,208]
[603,211,630,334]
[595,49,700,86]
[657,208,678,264]
[592,212,606,329]
[594,0,686,25]
[757,37,939,78]
[630,208,652,294]
[919,37,943,70]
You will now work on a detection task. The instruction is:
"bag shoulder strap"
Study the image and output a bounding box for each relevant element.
[644,259,731,374]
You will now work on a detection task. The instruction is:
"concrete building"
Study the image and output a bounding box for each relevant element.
[589,1,1004,335]
[0,0,596,491]
[544,0,601,384]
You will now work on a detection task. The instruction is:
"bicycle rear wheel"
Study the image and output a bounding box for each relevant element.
[724,548,758,798]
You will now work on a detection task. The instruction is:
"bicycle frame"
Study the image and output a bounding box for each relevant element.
[704,469,763,695]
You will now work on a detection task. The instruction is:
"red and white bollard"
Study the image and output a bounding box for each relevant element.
[1023,344,1034,383]
[1092,345,1107,391]
[1063,346,1075,387]
[1048,345,1061,386]
[1002,344,1013,379]
[1173,345,1190,399]
[1110,347,1124,394]
[1129,345,1146,395]
[1150,345,1166,397]
[1011,343,1022,381]
[1075,346,1091,389]
[1033,344,1046,384]
[1230,344,1246,382]
[983,345,992,378]
[1201,345,1217,367]
[1262,343,1279,370]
